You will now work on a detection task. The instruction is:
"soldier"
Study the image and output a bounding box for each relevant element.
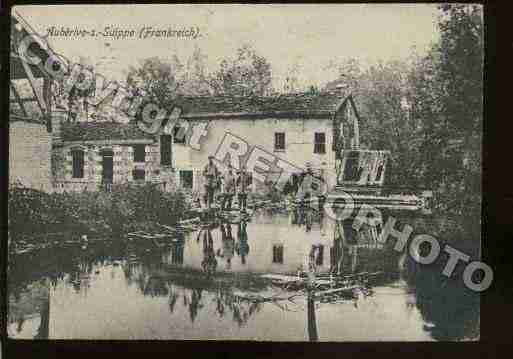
[221,164,236,211]
[236,165,251,213]
[203,155,220,208]
[298,162,315,204]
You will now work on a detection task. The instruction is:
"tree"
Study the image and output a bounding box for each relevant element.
[181,46,213,96]
[209,44,272,96]
[283,62,301,93]
[323,58,424,187]
[415,4,483,221]
[357,60,425,187]
[323,58,363,95]
[126,57,181,108]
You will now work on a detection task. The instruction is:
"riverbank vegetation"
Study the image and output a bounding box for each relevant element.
[8,184,188,244]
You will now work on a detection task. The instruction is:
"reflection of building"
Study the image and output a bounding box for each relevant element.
[8,282,50,339]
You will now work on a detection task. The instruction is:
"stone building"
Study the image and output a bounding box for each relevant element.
[9,116,53,192]
[9,16,54,192]
[50,93,349,194]
[52,121,176,192]
[171,93,347,193]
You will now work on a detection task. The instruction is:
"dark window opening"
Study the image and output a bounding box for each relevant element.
[343,151,361,181]
[173,126,186,144]
[160,135,172,166]
[375,164,384,182]
[100,149,114,184]
[180,170,193,189]
[133,144,146,163]
[71,149,84,179]
[314,132,326,154]
[272,245,284,264]
[274,132,285,151]
[133,168,145,181]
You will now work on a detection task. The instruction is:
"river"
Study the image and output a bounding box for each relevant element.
[7,208,479,341]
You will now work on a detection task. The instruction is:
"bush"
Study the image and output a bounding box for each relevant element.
[8,184,189,240]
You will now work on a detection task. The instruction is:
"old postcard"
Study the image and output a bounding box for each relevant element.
[7,4,484,341]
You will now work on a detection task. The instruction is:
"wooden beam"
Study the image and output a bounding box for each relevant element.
[9,83,28,117]
[20,57,46,113]
[10,97,38,103]
[62,139,155,146]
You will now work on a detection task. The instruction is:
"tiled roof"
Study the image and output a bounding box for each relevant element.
[61,121,154,142]
[177,92,343,118]
[60,93,343,141]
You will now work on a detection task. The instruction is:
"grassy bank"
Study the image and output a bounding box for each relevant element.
[8,184,189,243]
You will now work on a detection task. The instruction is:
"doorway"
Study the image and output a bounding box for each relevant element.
[100,149,114,186]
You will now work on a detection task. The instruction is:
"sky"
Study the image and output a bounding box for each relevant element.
[14,4,441,91]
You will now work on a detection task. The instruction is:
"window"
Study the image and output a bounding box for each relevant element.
[133,144,146,163]
[160,135,172,166]
[179,170,193,189]
[343,151,360,181]
[272,245,284,264]
[314,132,326,154]
[274,132,285,151]
[133,168,145,181]
[173,125,186,144]
[71,149,84,179]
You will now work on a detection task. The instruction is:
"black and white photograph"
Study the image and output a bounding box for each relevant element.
[7,4,484,342]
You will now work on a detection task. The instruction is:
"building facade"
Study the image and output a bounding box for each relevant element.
[52,120,176,192]
[171,93,345,194]
[9,116,53,192]
[50,93,345,194]
[9,17,54,193]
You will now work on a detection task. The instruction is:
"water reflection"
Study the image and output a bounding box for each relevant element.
[201,226,217,275]
[8,210,479,341]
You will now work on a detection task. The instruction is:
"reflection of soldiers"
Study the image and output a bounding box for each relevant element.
[235,220,250,265]
[201,228,217,275]
[218,223,235,270]
[331,236,344,275]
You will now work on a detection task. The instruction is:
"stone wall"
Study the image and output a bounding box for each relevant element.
[9,120,53,192]
[172,117,336,192]
[52,141,175,192]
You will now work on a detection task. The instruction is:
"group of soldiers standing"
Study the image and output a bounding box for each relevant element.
[202,156,326,212]
[202,155,252,212]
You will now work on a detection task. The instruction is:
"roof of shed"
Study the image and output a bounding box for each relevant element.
[60,92,343,142]
[61,121,154,142]
[177,92,343,118]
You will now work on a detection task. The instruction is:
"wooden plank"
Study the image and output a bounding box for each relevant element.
[20,57,46,112]
[10,83,28,117]
[313,285,360,297]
